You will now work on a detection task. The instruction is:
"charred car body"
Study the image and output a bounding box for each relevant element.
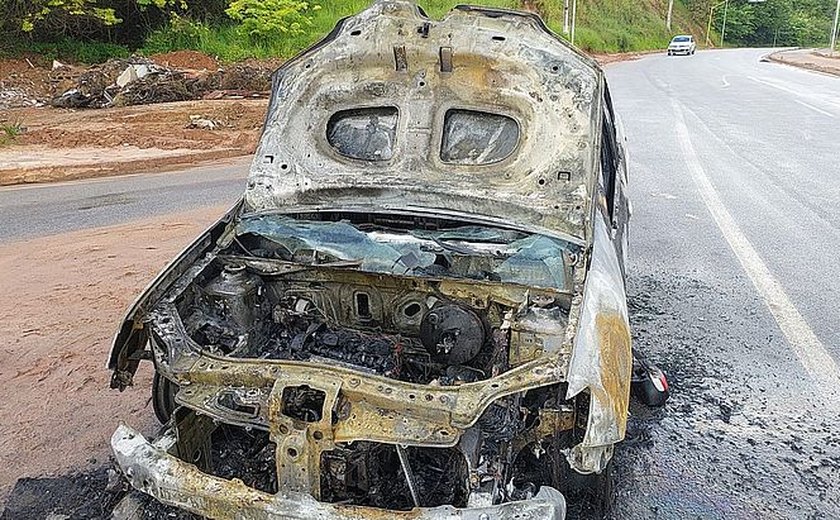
[108,1,632,518]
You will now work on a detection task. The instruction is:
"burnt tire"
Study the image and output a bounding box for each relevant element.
[556,460,614,519]
[152,373,179,424]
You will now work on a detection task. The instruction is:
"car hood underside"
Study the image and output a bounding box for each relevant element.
[245,0,604,244]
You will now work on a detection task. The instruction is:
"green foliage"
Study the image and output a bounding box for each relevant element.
[705,0,838,47]
[142,16,300,61]
[225,0,319,38]
[137,0,188,9]
[141,0,521,62]
[13,0,121,34]
[542,0,694,53]
[0,120,25,147]
[27,37,130,63]
[7,0,836,64]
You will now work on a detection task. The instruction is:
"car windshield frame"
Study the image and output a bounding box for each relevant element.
[228,213,575,292]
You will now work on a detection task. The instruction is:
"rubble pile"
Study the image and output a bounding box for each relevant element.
[54,55,280,108]
[1,52,276,111]
[52,56,223,108]
[218,62,274,92]
[0,58,52,109]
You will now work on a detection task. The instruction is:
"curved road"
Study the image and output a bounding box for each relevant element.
[1,49,838,519]
[606,49,840,519]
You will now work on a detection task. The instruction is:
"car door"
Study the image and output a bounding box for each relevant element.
[599,83,631,277]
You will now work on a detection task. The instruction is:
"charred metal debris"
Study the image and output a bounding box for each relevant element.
[127,211,584,513]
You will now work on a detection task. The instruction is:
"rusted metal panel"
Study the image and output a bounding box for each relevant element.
[112,424,568,519]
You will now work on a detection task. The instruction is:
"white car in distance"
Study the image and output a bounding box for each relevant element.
[667,35,696,56]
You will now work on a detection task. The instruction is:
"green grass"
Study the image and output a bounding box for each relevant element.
[141,0,521,62]
[0,121,25,147]
[5,38,130,64]
[2,1,706,64]
[541,0,700,53]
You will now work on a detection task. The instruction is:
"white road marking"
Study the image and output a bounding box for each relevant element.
[671,98,840,398]
[794,99,835,118]
[721,75,730,88]
[748,75,840,111]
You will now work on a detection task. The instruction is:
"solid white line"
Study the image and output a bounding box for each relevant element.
[671,98,840,399]
[794,99,836,118]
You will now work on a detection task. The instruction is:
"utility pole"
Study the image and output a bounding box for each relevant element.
[706,0,727,47]
[563,0,570,34]
[721,0,729,47]
[706,0,764,48]
[831,0,840,52]
[667,0,674,31]
[570,0,577,45]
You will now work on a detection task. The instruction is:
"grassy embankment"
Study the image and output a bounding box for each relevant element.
[140,0,519,61]
[142,0,707,60]
[3,0,709,63]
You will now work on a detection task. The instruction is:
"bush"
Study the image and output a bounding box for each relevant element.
[225,0,320,38]
[8,0,120,35]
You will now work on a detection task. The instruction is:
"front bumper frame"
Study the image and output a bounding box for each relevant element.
[112,424,567,520]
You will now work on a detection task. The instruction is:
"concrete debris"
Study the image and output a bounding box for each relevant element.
[116,64,152,88]
[0,88,44,109]
[203,89,270,100]
[51,57,160,108]
[44,55,278,109]
[186,115,222,130]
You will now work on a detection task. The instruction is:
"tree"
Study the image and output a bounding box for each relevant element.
[4,0,120,34]
[225,0,320,38]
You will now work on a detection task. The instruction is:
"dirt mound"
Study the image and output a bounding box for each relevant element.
[151,50,220,71]
[0,58,36,78]
[219,61,275,91]
[112,69,222,107]
[2,53,280,110]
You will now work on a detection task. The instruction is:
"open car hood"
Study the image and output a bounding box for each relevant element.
[245,0,604,244]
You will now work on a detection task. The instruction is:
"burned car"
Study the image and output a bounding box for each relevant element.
[108,1,634,518]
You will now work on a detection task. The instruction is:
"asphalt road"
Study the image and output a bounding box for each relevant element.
[1,48,838,519]
[0,157,249,243]
[605,49,840,519]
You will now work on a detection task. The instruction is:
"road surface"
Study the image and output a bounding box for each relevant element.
[0,157,248,243]
[1,48,838,519]
[605,48,840,519]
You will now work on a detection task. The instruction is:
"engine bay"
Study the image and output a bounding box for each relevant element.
[145,212,586,510]
[172,212,577,386]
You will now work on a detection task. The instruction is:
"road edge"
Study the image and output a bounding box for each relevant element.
[763,48,840,78]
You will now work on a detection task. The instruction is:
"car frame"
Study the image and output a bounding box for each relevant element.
[108,1,633,518]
